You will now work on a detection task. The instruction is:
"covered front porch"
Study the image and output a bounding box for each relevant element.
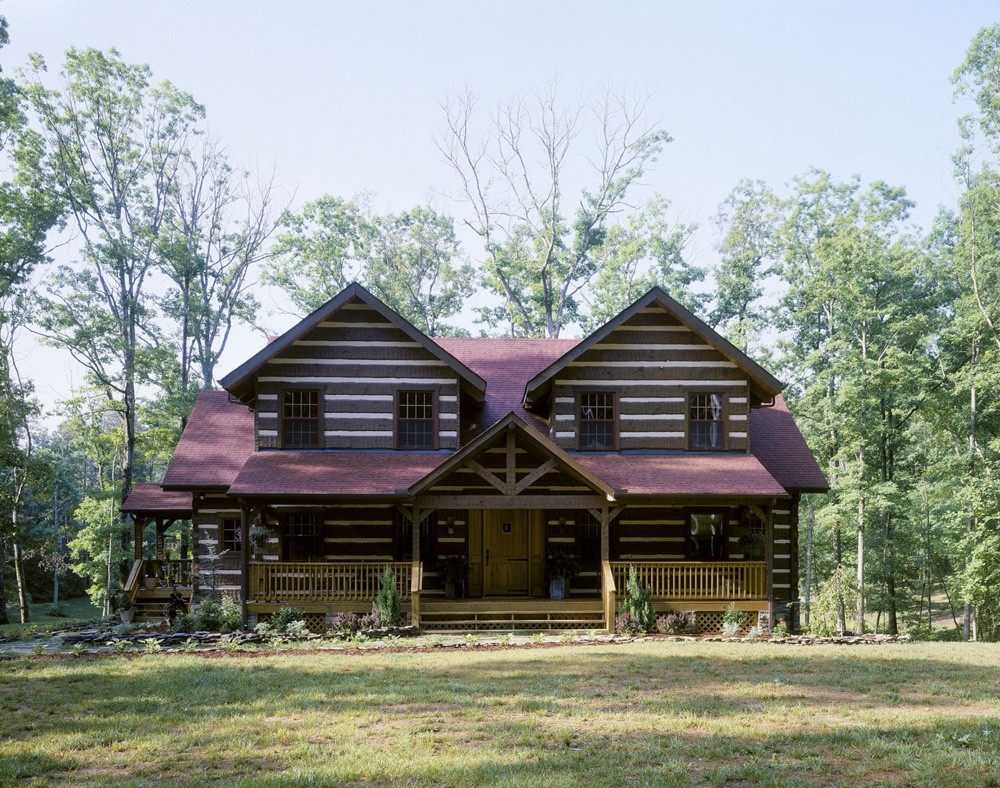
[234,416,785,632]
[244,557,769,632]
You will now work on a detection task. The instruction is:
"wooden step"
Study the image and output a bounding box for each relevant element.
[419,606,605,632]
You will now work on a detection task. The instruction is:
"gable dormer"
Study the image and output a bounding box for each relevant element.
[523,288,783,453]
[218,284,486,452]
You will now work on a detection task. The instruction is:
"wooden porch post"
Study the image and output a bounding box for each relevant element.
[133,516,144,562]
[240,500,250,628]
[411,506,421,629]
[766,499,775,629]
[155,518,165,561]
[600,507,613,632]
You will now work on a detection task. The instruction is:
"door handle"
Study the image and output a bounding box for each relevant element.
[485,549,490,566]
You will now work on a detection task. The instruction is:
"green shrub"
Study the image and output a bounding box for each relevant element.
[218,597,242,633]
[176,597,243,633]
[373,565,403,627]
[804,567,858,636]
[270,606,306,633]
[617,567,655,634]
[45,603,68,618]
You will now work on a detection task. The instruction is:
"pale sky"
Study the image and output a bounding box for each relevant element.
[3,1,997,419]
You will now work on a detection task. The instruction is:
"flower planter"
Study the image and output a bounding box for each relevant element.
[144,577,158,591]
[549,577,566,600]
[120,609,135,623]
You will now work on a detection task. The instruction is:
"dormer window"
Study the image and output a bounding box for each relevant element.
[281,389,320,448]
[689,393,724,450]
[579,391,616,450]
[397,390,436,450]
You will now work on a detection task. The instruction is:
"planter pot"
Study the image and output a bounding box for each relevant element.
[120,609,134,623]
[144,577,158,591]
[549,577,566,600]
[444,581,456,600]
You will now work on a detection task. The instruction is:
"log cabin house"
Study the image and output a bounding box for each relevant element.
[122,283,828,632]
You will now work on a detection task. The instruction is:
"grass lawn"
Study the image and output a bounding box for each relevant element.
[1,640,998,786]
[0,597,101,638]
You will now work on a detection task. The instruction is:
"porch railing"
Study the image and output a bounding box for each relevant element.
[248,561,412,603]
[159,559,194,587]
[610,561,766,600]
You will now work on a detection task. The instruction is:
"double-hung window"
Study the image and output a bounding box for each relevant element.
[578,392,616,450]
[281,389,320,448]
[688,393,725,450]
[397,390,436,450]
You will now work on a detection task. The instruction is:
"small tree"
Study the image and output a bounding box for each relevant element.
[807,565,859,636]
[617,566,655,634]
[373,564,402,627]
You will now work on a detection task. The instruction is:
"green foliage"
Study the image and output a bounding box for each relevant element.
[709,179,778,355]
[806,567,859,637]
[67,495,127,609]
[545,550,579,581]
[722,603,746,628]
[617,567,655,634]
[266,197,472,336]
[176,597,242,634]
[582,196,702,333]
[269,606,306,634]
[372,565,403,628]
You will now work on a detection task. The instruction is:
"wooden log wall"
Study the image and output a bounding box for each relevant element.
[550,306,751,452]
[253,299,460,450]
[191,494,244,597]
[772,500,796,623]
[258,504,402,563]
[423,510,468,596]
[543,511,601,596]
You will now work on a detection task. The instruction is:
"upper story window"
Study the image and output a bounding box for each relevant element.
[397,390,436,450]
[579,391,616,450]
[281,389,320,448]
[689,393,724,450]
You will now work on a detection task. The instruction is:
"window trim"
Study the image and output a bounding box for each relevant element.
[576,389,619,451]
[685,508,730,560]
[278,386,323,449]
[220,517,241,554]
[281,511,322,562]
[686,391,727,451]
[395,388,438,451]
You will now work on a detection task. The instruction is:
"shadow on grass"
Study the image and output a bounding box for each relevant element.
[1,646,998,784]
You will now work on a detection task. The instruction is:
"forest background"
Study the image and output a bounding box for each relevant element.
[1,5,999,640]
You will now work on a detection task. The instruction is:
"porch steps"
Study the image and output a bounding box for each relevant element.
[131,588,191,623]
[419,599,605,632]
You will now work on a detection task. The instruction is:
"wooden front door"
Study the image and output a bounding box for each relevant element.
[484,510,529,595]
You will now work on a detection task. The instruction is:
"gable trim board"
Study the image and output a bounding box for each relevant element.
[523,287,783,407]
[219,282,487,404]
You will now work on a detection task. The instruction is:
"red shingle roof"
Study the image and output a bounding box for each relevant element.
[577,454,788,497]
[433,338,579,431]
[162,390,255,490]
[749,396,829,492]
[121,484,193,514]
[228,451,449,497]
[163,345,826,498]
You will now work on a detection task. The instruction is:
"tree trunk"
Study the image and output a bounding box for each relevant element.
[804,503,814,630]
[856,494,865,636]
[0,537,10,626]
[13,538,29,624]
